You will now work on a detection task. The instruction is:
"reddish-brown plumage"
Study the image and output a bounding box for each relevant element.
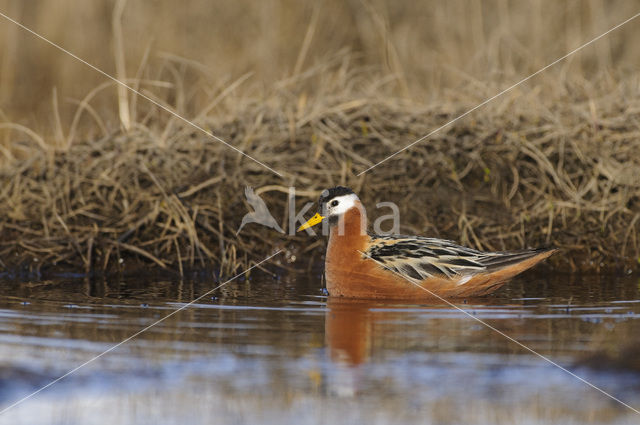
[323,200,556,299]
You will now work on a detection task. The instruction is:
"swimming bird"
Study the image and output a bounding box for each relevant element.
[298,186,556,299]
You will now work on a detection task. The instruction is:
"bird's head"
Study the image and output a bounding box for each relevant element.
[298,186,360,231]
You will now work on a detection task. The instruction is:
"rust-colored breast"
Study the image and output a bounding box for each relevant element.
[324,205,424,298]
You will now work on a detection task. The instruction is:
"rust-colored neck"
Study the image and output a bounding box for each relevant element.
[327,202,369,261]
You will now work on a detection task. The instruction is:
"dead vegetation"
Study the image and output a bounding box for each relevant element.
[1,65,639,275]
[0,1,639,275]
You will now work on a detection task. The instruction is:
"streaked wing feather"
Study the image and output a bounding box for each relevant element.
[366,234,547,282]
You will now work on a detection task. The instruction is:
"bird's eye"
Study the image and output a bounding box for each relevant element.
[330,200,339,207]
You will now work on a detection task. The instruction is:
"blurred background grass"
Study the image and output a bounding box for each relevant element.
[2,0,639,131]
[0,0,639,274]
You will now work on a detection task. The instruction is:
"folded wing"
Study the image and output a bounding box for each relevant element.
[366,235,552,283]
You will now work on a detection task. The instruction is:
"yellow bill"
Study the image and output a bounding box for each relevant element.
[298,212,325,231]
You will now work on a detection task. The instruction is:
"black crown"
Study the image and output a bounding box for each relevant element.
[318,186,354,208]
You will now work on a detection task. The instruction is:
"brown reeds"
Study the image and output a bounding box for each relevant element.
[0,1,638,275]
[1,64,638,275]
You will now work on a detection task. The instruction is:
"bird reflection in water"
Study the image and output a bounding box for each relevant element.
[325,298,377,366]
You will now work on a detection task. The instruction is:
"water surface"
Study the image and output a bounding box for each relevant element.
[0,272,639,424]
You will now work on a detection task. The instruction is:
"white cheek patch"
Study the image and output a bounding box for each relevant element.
[327,194,359,216]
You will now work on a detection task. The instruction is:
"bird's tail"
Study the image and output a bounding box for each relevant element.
[478,247,557,272]
[455,248,557,296]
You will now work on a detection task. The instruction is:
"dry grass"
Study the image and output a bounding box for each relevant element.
[0,1,639,275]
